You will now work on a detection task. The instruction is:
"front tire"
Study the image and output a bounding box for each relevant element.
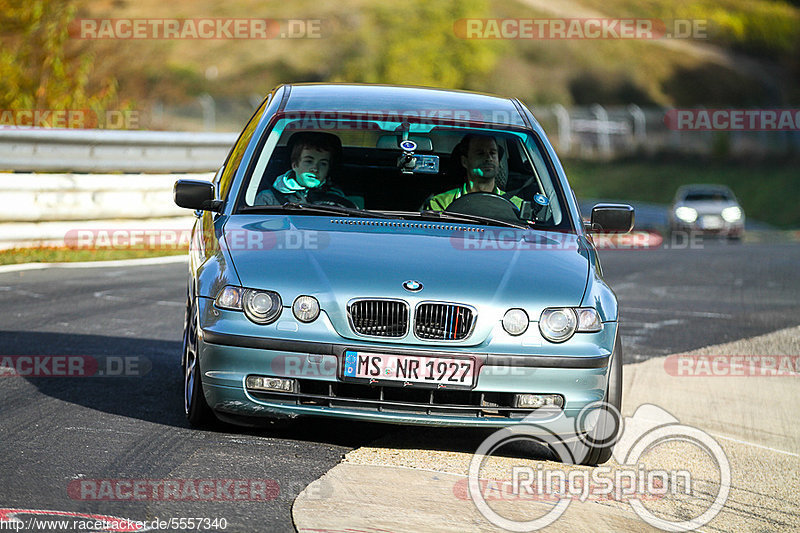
[183,289,216,428]
[566,332,623,466]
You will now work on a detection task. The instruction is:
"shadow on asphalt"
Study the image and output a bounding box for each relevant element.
[1,330,574,461]
[1,330,511,455]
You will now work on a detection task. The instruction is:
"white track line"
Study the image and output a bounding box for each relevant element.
[623,306,733,319]
[0,254,187,274]
[708,432,799,458]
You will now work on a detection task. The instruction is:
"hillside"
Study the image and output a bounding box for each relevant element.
[62,0,798,129]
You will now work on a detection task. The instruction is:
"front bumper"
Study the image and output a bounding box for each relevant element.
[197,322,618,430]
[671,218,744,237]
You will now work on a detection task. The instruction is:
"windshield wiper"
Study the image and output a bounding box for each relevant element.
[241,204,530,228]
[407,210,531,230]
[240,202,394,219]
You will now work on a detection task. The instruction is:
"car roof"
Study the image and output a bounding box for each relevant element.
[280,83,527,127]
[676,184,736,197]
[677,184,733,193]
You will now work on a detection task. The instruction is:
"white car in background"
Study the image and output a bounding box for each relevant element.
[669,184,744,240]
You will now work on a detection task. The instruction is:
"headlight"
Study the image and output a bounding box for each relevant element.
[576,308,602,332]
[502,308,529,336]
[674,206,698,223]
[721,206,742,222]
[292,295,320,323]
[215,286,244,310]
[539,308,577,343]
[242,289,282,324]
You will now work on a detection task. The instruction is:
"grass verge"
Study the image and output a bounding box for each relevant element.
[0,247,188,266]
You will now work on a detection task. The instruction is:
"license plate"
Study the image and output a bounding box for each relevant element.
[342,350,475,388]
[701,216,722,229]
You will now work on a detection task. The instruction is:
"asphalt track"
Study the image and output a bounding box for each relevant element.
[0,241,798,532]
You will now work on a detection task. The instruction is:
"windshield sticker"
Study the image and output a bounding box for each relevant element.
[534,193,550,206]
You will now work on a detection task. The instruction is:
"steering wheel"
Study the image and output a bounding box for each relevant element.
[445,192,522,224]
[308,190,359,209]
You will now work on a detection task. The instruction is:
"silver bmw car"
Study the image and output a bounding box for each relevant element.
[174,83,635,465]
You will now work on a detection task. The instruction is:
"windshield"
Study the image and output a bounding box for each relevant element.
[683,191,733,202]
[235,116,572,230]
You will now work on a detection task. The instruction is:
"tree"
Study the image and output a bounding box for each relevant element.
[0,0,119,124]
[333,0,503,90]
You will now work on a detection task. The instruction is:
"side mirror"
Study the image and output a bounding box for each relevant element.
[587,203,634,233]
[174,179,222,212]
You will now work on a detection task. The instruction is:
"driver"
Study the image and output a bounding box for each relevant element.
[255,132,351,206]
[422,134,523,211]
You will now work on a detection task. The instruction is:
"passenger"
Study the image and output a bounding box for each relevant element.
[255,132,351,206]
[422,134,523,211]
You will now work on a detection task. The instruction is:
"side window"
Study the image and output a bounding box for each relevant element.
[217,97,269,202]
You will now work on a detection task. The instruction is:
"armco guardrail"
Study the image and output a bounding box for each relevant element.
[0,173,214,222]
[0,172,213,249]
[0,129,236,173]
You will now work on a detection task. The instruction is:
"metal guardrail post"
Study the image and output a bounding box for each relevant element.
[553,104,571,154]
[198,93,216,132]
[628,104,646,147]
[590,104,611,157]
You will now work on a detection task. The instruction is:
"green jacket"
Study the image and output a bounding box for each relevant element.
[423,182,524,211]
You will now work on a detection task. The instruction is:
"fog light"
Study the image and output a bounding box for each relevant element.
[246,375,296,393]
[514,394,563,409]
[292,295,320,323]
[502,308,529,336]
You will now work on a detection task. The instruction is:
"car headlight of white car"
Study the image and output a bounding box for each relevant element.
[675,206,698,223]
[721,206,742,222]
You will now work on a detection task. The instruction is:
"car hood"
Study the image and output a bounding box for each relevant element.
[223,215,590,344]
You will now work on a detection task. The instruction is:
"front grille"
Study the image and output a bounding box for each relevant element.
[415,303,474,340]
[349,299,409,337]
[247,379,562,419]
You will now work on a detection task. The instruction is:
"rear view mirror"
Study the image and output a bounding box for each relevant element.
[174,179,222,212]
[588,203,634,233]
